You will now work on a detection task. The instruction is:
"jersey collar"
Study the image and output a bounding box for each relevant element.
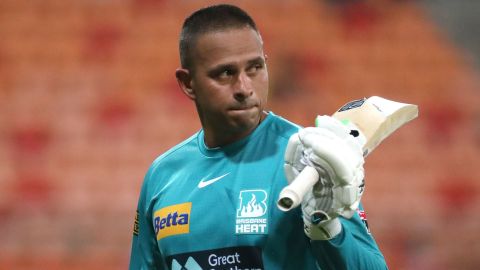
[197,111,275,157]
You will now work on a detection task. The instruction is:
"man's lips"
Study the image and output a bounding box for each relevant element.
[229,104,257,111]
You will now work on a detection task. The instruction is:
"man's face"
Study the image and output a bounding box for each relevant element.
[186,27,269,145]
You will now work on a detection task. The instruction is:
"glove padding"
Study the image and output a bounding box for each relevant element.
[284,116,365,240]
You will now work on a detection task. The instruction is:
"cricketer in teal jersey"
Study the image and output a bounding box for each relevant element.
[130,4,387,270]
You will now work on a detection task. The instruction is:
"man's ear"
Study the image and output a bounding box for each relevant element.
[175,68,195,100]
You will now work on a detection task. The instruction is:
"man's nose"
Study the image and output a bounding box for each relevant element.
[233,72,253,101]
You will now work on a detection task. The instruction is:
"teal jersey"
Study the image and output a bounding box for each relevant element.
[130,112,387,270]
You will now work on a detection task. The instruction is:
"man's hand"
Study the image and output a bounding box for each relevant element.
[284,116,365,240]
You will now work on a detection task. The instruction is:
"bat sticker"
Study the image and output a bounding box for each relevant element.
[337,98,366,112]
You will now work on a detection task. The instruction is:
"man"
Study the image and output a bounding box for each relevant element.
[130,4,387,270]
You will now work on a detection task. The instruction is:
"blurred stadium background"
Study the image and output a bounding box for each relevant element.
[0,0,479,269]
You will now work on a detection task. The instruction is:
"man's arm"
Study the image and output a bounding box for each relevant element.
[129,170,166,270]
[283,117,388,269]
[310,204,388,270]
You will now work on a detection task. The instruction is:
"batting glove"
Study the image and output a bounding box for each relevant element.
[284,116,365,240]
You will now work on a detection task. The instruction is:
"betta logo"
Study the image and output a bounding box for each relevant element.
[154,202,191,240]
[236,190,268,234]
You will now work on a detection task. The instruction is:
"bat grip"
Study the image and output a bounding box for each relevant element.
[277,166,319,211]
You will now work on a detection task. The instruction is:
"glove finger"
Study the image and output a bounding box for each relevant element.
[316,115,367,150]
[301,126,363,155]
[284,163,300,184]
[284,133,304,168]
[299,128,360,185]
[333,185,359,207]
[284,133,306,183]
[308,154,335,183]
[315,115,350,139]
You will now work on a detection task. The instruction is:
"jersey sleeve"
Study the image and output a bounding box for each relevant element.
[310,203,388,270]
[129,168,167,270]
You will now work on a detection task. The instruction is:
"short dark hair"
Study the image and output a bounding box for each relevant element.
[179,4,259,69]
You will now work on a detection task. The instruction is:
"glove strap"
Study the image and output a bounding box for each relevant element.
[304,211,342,240]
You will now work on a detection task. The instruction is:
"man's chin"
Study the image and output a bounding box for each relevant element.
[228,108,262,129]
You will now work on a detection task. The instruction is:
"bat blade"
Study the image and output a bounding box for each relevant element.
[332,96,419,156]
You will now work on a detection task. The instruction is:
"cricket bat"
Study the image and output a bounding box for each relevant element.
[277,96,418,211]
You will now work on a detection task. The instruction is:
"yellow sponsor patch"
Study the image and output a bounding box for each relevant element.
[133,210,140,236]
[154,202,191,240]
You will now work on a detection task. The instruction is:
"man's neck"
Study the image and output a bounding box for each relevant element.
[203,111,268,148]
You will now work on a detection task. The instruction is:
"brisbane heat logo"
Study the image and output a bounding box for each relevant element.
[236,190,268,235]
[154,202,191,240]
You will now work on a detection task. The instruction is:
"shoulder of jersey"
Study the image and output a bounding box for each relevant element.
[269,113,301,140]
[148,132,199,176]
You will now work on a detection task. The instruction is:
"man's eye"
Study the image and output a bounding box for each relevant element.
[218,69,234,78]
[247,63,264,74]
[255,63,264,70]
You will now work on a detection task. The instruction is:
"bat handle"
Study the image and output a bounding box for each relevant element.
[277,166,319,211]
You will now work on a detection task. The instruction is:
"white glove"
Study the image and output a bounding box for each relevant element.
[284,116,365,240]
